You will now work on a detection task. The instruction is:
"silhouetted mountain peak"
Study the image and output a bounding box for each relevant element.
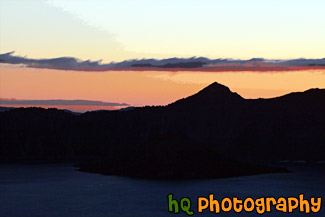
[199,82,231,93]
[192,82,243,100]
[170,82,243,108]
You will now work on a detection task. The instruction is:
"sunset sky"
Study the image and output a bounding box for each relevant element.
[0,0,324,111]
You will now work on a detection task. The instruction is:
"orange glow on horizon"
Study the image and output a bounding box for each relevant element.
[0,66,324,107]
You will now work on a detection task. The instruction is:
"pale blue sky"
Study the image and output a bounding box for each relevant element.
[0,0,324,61]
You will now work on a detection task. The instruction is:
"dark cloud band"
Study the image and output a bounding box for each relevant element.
[1,52,325,72]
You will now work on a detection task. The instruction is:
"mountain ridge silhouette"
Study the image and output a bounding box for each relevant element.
[0,82,324,179]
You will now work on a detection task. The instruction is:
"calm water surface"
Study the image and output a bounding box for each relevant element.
[0,164,324,217]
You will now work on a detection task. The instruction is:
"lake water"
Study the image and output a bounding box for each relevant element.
[0,164,324,217]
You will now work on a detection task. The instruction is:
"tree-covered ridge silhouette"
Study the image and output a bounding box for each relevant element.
[0,82,324,179]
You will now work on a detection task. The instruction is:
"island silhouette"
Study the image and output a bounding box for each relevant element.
[0,82,324,179]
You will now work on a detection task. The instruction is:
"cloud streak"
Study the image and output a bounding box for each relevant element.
[1,52,325,72]
[0,98,128,106]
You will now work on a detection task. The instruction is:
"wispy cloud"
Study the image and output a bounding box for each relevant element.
[0,98,128,106]
[1,52,325,72]
[0,98,130,112]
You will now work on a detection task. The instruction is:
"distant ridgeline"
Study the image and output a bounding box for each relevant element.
[0,82,324,179]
